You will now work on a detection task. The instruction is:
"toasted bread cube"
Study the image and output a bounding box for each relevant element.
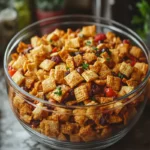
[49,85,70,103]
[79,125,96,142]
[36,69,47,81]
[25,77,35,89]
[65,37,80,48]
[100,127,112,139]
[58,48,70,62]
[64,70,84,88]
[70,134,81,142]
[73,54,83,67]
[20,114,32,124]
[60,123,79,135]
[108,115,122,124]
[117,43,129,58]
[57,133,67,141]
[82,70,98,82]
[110,49,120,64]
[46,29,62,41]
[40,119,59,137]
[106,32,115,40]
[131,67,142,81]
[27,62,37,72]
[134,62,148,75]
[55,64,66,84]
[12,55,27,70]
[119,86,134,97]
[54,107,72,122]
[49,69,55,78]
[73,109,87,125]
[13,95,24,109]
[106,75,121,91]
[119,62,133,77]
[39,59,56,71]
[20,103,32,116]
[81,25,96,37]
[130,46,142,58]
[83,52,97,63]
[31,36,39,47]
[32,103,48,120]
[99,97,113,104]
[126,79,138,88]
[90,60,102,73]
[42,77,56,93]
[99,64,111,79]
[74,85,89,102]
[12,71,25,85]
[66,56,74,70]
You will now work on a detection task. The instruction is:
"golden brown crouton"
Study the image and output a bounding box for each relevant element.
[12,71,25,86]
[79,125,97,142]
[106,75,121,91]
[74,85,89,102]
[81,25,96,37]
[66,56,74,70]
[73,109,88,125]
[99,64,111,79]
[60,123,79,135]
[119,62,133,77]
[99,97,113,104]
[64,70,84,88]
[118,86,134,97]
[134,62,148,75]
[107,115,122,124]
[90,60,102,73]
[42,77,56,93]
[39,59,56,71]
[58,48,70,62]
[73,54,83,67]
[130,46,142,58]
[20,103,32,116]
[57,133,67,141]
[83,52,97,63]
[13,95,24,109]
[40,119,59,138]
[131,67,142,81]
[20,114,32,124]
[106,32,116,40]
[65,37,80,48]
[82,70,98,82]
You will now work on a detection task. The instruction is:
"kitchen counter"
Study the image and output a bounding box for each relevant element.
[0,68,150,150]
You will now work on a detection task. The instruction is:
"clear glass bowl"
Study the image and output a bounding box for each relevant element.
[3,15,150,150]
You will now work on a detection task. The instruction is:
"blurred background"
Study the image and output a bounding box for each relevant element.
[0,0,150,64]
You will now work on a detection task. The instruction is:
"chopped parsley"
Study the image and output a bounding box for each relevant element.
[93,46,98,51]
[66,66,70,70]
[82,63,89,69]
[118,73,124,79]
[106,57,111,62]
[86,40,92,46]
[54,87,62,96]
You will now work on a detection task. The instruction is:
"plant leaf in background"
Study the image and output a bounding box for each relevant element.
[131,0,150,39]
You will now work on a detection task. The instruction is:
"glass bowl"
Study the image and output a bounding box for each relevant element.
[3,15,150,150]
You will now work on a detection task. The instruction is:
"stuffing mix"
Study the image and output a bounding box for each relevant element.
[8,25,148,142]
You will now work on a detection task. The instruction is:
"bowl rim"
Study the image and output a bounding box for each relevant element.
[3,14,150,108]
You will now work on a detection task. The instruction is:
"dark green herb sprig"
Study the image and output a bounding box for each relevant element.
[54,87,62,96]
[82,63,89,70]
[118,73,124,79]
[106,57,111,62]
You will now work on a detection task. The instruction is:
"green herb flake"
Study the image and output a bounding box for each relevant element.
[54,87,62,96]
[66,66,70,70]
[93,46,98,51]
[106,57,111,62]
[118,73,124,79]
[86,40,92,46]
[82,63,89,70]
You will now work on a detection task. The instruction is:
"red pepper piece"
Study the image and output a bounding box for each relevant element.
[94,33,106,42]
[8,66,16,77]
[52,47,57,53]
[123,39,130,45]
[104,87,117,97]
[129,55,137,66]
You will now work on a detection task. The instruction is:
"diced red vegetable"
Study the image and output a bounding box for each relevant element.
[94,33,106,42]
[104,87,117,97]
[8,66,16,77]
[123,39,130,45]
[52,47,58,53]
[129,55,137,66]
